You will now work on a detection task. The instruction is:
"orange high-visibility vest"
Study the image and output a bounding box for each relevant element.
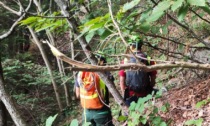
[78,71,104,109]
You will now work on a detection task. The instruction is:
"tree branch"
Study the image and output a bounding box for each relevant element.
[150,0,210,48]
[0,0,32,40]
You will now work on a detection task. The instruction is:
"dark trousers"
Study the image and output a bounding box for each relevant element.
[82,106,114,126]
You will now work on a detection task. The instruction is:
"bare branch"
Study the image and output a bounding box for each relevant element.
[150,0,210,48]
[0,0,32,40]
[47,42,210,72]
[0,1,21,16]
[68,62,210,72]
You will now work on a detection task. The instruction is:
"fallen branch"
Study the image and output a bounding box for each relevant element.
[46,41,210,72]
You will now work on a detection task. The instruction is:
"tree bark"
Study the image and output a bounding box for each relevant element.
[47,31,71,107]
[0,53,27,126]
[54,0,125,107]
[28,27,63,111]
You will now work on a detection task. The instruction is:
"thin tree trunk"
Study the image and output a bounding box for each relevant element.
[70,32,77,100]
[0,54,7,126]
[28,27,63,111]
[54,0,125,107]
[34,0,70,107]
[47,32,71,107]
[0,54,27,126]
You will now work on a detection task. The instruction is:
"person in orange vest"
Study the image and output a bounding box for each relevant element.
[75,55,114,126]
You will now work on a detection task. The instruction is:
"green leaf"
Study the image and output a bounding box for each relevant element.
[19,17,39,25]
[161,105,167,112]
[97,28,105,35]
[153,1,172,13]
[129,102,136,111]
[140,22,150,32]
[160,122,167,126]
[140,9,152,22]
[147,11,164,23]
[177,5,189,22]
[193,42,205,47]
[45,114,58,126]
[85,32,95,43]
[117,116,128,122]
[84,17,102,26]
[196,100,207,108]
[200,6,210,14]
[162,25,168,35]
[70,119,79,126]
[152,116,161,125]
[187,0,206,6]
[185,118,203,126]
[122,0,141,12]
[147,0,172,23]
[171,0,184,11]
[100,29,112,40]
[139,115,147,124]
[88,22,105,33]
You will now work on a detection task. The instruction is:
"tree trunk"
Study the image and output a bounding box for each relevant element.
[47,31,71,107]
[0,54,27,126]
[33,0,70,108]
[54,0,125,107]
[0,101,7,126]
[28,27,63,111]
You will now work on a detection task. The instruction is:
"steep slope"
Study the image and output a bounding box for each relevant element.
[157,77,210,125]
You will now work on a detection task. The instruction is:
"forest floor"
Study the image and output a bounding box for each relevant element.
[156,76,210,126]
[60,75,210,126]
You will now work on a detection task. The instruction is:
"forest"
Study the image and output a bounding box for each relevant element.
[0,0,210,126]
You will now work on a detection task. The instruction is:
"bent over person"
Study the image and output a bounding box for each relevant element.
[75,55,114,126]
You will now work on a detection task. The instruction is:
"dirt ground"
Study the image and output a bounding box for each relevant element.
[157,76,210,126]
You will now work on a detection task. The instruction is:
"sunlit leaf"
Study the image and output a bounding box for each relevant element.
[45,114,58,126]
[185,118,203,126]
[187,0,206,6]
[19,17,39,25]
[160,122,167,126]
[117,116,127,122]
[153,1,172,13]
[122,0,141,12]
[129,102,136,111]
[171,0,184,11]
[147,11,164,22]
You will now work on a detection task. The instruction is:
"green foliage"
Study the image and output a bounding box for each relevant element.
[45,114,58,126]
[177,4,189,22]
[147,1,171,23]
[19,13,68,33]
[70,119,79,126]
[122,0,141,12]
[187,0,206,6]
[171,0,184,12]
[184,118,203,126]
[126,91,169,126]
[196,98,210,108]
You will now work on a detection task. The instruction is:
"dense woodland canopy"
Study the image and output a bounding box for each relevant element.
[0,0,210,126]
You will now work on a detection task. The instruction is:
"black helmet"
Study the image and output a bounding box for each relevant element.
[129,35,143,50]
[95,51,107,65]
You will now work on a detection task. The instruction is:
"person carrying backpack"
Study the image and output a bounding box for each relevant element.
[124,36,157,106]
[75,54,114,126]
